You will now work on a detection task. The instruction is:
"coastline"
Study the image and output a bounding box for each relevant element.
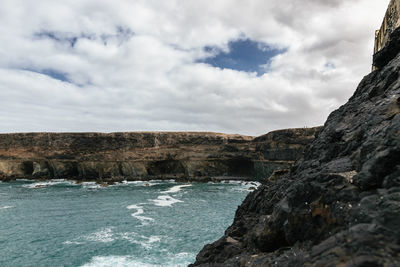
[0,128,321,183]
[4,176,262,187]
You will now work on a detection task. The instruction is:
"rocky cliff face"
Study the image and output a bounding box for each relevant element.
[0,128,320,182]
[191,28,400,266]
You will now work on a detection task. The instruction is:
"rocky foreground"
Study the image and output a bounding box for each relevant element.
[0,128,320,182]
[191,28,400,266]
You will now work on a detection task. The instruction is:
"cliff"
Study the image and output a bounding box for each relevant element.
[374,0,400,55]
[0,128,321,182]
[191,28,400,266]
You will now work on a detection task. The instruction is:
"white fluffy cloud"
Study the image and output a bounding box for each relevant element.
[0,0,389,135]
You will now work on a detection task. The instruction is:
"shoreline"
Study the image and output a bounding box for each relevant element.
[2,176,262,186]
[0,128,321,184]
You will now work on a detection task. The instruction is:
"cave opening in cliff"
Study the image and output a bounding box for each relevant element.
[21,161,34,175]
[64,162,80,178]
[147,159,186,176]
[227,158,255,177]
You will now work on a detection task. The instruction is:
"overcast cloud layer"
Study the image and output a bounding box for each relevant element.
[0,0,389,135]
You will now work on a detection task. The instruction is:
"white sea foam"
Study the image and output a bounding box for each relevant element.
[126,204,141,210]
[226,180,261,192]
[126,179,177,185]
[127,204,154,225]
[120,180,164,187]
[85,227,115,243]
[208,180,261,190]
[22,181,58,188]
[120,232,161,249]
[81,252,194,267]
[146,184,191,207]
[65,229,160,248]
[22,180,78,189]
[80,181,126,189]
[22,182,47,189]
[80,182,105,189]
[162,184,192,194]
[150,195,183,207]
[65,227,116,245]
[228,180,261,186]
[63,240,84,245]
[0,205,14,210]
[147,236,161,244]
[52,179,67,182]
[121,180,143,185]
[80,256,134,267]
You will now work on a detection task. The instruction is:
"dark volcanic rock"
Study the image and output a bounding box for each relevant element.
[0,129,320,182]
[191,28,400,266]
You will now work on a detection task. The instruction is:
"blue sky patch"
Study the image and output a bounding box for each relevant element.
[324,62,336,70]
[34,31,80,47]
[200,39,286,76]
[24,68,70,83]
[34,26,134,48]
[41,69,69,82]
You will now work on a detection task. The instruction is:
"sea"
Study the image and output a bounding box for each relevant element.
[0,179,258,267]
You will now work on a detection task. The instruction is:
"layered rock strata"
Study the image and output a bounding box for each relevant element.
[0,128,320,182]
[192,27,400,266]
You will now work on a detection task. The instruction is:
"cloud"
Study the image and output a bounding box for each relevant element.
[0,0,390,135]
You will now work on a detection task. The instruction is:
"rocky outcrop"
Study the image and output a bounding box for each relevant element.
[191,27,400,267]
[0,128,320,182]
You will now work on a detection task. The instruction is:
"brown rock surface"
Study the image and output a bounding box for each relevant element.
[0,128,321,182]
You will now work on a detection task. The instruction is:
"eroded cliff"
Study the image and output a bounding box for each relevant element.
[191,27,400,266]
[0,128,320,182]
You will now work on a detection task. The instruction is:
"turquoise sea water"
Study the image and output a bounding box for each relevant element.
[0,180,257,267]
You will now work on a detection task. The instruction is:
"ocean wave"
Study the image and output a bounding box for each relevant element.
[226,180,261,192]
[120,232,161,249]
[80,181,123,189]
[150,195,183,207]
[67,228,160,249]
[80,182,103,189]
[147,236,161,244]
[81,256,134,267]
[84,227,115,243]
[121,180,147,185]
[81,252,194,267]
[22,180,78,189]
[0,205,14,210]
[65,227,115,245]
[162,184,192,194]
[22,182,50,189]
[63,240,84,245]
[18,179,182,189]
[118,180,165,186]
[127,204,154,226]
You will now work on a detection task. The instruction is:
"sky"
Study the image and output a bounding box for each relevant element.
[0,0,390,136]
